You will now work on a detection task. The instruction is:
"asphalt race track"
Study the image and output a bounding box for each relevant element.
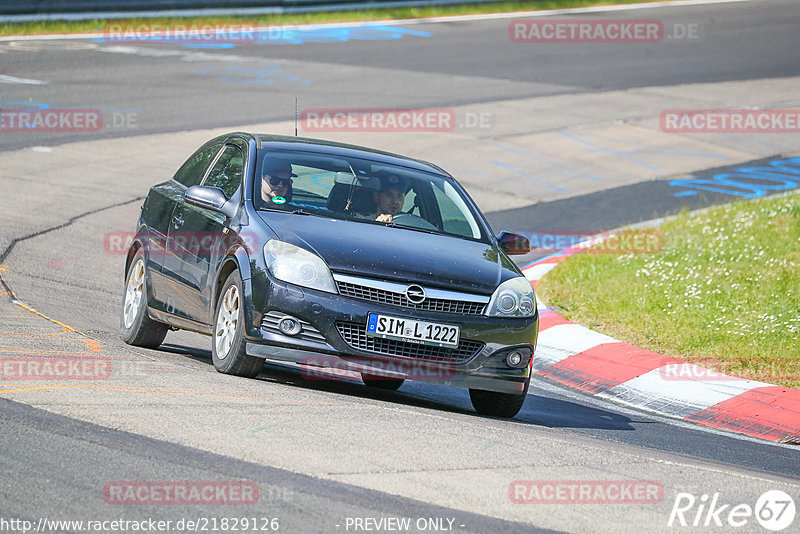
[1,0,799,532]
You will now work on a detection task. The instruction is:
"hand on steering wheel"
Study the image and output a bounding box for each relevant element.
[388,213,438,231]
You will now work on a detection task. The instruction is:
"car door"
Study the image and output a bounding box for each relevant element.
[145,141,223,307]
[164,141,245,324]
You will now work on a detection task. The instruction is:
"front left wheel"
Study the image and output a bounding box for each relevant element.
[469,378,530,418]
[120,250,169,349]
[211,271,264,378]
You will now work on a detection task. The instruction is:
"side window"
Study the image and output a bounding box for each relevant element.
[404,188,418,214]
[173,143,222,187]
[203,145,244,198]
[432,182,477,238]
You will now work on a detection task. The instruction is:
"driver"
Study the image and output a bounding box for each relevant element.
[261,160,296,205]
[369,172,409,223]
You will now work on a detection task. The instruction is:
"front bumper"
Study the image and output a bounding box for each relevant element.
[243,275,539,395]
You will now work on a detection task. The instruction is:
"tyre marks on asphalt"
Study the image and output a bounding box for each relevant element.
[0,292,349,407]
[0,297,113,392]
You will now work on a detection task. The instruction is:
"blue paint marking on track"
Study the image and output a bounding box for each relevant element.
[490,160,566,192]
[559,130,665,173]
[0,100,50,109]
[93,24,431,48]
[495,142,604,183]
[558,131,729,175]
[669,156,800,198]
[310,172,332,188]
[180,43,236,49]
[446,164,563,193]
[249,25,431,45]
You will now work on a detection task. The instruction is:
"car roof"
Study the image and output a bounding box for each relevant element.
[215,132,450,177]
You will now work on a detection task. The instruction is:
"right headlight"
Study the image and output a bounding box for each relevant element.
[486,276,536,317]
[263,239,337,294]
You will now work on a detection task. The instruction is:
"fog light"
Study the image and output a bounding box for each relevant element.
[278,317,302,336]
[506,351,523,367]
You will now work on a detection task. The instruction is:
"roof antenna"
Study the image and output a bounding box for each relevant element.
[294,97,298,136]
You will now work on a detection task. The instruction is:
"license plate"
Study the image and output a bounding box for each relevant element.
[366,313,460,348]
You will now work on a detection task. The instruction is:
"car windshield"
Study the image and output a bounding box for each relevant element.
[255,149,487,241]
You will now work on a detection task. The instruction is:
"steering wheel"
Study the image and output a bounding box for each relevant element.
[391,213,438,231]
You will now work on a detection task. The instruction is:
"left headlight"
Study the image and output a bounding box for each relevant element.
[486,276,536,317]
[263,240,337,294]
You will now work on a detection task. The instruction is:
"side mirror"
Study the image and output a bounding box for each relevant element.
[497,231,530,256]
[184,185,237,218]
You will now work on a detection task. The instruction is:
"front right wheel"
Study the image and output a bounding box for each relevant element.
[469,379,529,418]
[361,373,405,391]
[211,270,264,378]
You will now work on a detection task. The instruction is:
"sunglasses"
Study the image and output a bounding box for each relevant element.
[267,176,292,186]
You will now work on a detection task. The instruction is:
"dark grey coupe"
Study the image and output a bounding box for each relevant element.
[121,133,539,417]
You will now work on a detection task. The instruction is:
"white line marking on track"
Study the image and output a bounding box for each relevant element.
[524,262,557,282]
[0,74,48,85]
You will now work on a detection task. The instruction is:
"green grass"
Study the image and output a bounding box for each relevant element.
[0,0,667,36]
[538,193,800,388]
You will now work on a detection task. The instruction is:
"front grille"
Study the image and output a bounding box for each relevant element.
[336,281,486,315]
[335,321,484,363]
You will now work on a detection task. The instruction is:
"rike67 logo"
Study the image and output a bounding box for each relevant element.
[668,490,796,531]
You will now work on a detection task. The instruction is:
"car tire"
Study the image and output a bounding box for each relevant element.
[469,378,530,418]
[120,249,169,349]
[361,373,405,391]
[211,270,263,378]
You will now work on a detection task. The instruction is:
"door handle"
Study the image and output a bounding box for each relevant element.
[172,213,184,229]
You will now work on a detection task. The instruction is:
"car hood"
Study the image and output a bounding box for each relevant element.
[257,211,520,294]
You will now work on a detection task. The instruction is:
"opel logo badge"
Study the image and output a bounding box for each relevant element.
[405,284,426,304]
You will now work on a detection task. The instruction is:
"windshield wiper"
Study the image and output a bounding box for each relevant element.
[258,206,320,217]
[374,219,441,236]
